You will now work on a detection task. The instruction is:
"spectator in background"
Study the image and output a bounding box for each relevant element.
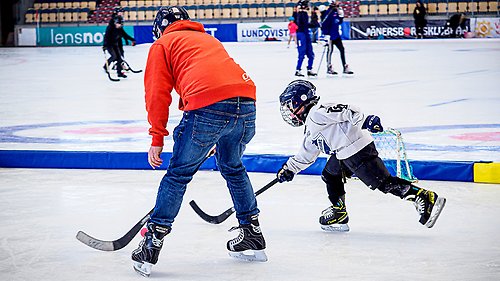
[310,6,320,43]
[287,16,298,48]
[413,0,427,39]
[294,0,316,77]
[103,15,136,78]
[321,0,353,76]
[447,13,467,38]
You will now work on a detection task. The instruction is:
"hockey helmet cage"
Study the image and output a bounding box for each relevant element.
[279,80,319,127]
[152,6,190,40]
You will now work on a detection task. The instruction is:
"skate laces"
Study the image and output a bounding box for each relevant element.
[228,226,245,248]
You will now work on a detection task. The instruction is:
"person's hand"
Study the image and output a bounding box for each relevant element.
[322,35,330,46]
[131,40,136,46]
[277,164,295,183]
[362,115,384,133]
[102,46,106,52]
[148,146,163,169]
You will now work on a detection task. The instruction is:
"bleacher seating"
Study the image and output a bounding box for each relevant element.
[24,0,500,24]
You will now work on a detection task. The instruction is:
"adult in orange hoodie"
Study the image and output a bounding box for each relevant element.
[132,7,267,277]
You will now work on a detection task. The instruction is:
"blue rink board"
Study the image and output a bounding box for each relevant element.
[0,150,474,182]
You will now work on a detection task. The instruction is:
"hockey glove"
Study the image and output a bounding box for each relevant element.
[277,165,295,183]
[362,115,384,133]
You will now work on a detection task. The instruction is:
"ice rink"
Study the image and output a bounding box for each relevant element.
[1,38,500,280]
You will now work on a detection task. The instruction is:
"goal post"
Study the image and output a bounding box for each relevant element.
[372,128,417,182]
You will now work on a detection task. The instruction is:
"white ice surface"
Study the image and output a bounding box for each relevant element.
[0,39,500,280]
[1,169,500,280]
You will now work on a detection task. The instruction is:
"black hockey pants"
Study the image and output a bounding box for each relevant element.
[326,37,346,69]
[322,142,412,204]
[106,46,123,73]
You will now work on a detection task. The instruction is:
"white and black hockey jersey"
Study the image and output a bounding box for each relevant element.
[285,102,374,174]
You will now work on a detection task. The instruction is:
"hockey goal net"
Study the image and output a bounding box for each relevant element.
[372,128,417,182]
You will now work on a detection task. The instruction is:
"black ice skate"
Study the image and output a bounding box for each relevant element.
[326,65,338,76]
[131,222,171,277]
[343,64,354,76]
[295,70,305,77]
[319,198,350,232]
[405,188,446,228]
[227,214,267,262]
[117,72,127,78]
[307,69,318,78]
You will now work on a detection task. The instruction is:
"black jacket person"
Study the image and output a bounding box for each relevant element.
[103,16,135,77]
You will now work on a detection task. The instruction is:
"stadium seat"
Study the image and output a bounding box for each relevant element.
[25,9,36,23]
[240,3,250,18]
[388,4,398,14]
[427,3,437,14]
[477,1,488,12]
[275,3,285,17]
[378,4,388,15]
[458,2,468,12]
[368,4,377,15]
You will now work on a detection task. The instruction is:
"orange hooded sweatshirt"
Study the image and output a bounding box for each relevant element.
[145,20,256,147]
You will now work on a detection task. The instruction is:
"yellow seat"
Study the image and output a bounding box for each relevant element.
[64,2,73,8]
[144,0,153,6]
[378,4,388,15]
[458,2,468,12]
[478,2,488,12]
[448,2,459,13]
[25,13,34,23]
[427,3,437,14]
[488,1,497,12]
[388,4,398,15]
[368,4,377,15]
[128,10,138,20]
[275,6,285,17]
[359,4,368,16]
[89,2,96,10]
[437,3,447,13]
[408,3,416,14]
[64,11,72,22]
[34,3,42,9]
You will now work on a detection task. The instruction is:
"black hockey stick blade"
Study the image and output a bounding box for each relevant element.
[76,208,153,251]
[123,60,143,73]
[103,51,120,82]
[190,178,279,224]
[107,71,120,82]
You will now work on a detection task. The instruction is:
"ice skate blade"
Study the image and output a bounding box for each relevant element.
[228,249,268,262]
[425,197,446,228]
[342,73,354,78]
[133,261,152,278]
[321,223,350,232]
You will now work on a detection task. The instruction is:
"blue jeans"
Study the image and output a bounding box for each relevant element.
[150,97,259,227]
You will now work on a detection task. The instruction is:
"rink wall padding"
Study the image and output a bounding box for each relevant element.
[0,150,486,183]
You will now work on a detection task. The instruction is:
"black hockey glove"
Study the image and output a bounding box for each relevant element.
[362,115,384,133]
[277,164,295,183]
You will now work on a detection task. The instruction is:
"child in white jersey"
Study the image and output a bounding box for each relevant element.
[276,80,446,231]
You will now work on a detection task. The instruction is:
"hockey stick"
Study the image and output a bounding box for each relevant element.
[76,146,216,251]
[316,44,327,74]
[103,50,120,82]
[189,178,279,224]
[76,208,153,251]
[122,60,143,73]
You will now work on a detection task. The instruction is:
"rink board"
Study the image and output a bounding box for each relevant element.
[0,150,477,182]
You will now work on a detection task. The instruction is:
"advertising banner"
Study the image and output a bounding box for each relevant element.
[37,26,134,46]
[204,23,238,42]
[351,20,470,39]
[133,23,237,44]
[237,22,290,42]
[470,17,500,38]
